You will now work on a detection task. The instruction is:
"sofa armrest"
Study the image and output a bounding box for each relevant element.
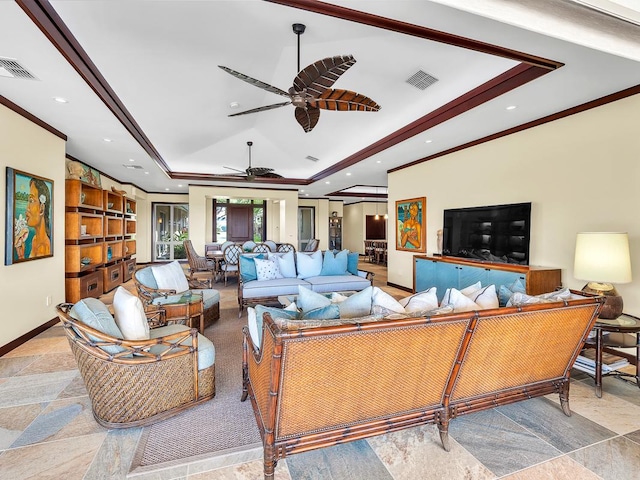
[358,269,375,281]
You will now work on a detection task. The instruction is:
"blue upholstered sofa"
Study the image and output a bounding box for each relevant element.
[237,249,373,316]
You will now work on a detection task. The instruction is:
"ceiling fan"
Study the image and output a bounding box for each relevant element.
[224,141,283,181]
[218,23,381,132]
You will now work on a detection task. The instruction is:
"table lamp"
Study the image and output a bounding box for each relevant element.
[574,232,632,319]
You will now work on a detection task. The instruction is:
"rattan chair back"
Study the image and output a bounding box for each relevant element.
[184,240,216,279]
[252,243,271,253]
[304,239,319,252]
[276,243,296,253]
[222,244,243,285]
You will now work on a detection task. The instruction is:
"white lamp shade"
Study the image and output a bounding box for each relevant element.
[574,232,632,284]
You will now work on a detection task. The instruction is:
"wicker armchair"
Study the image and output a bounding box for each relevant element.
[134,263,220,328]
[56,301,215,428]
[184,240,216,280]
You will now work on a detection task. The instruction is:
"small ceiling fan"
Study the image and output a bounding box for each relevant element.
[218,23,380,132]
[224,141,283,181]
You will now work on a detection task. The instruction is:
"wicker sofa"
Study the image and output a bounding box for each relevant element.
[237,250,374,316]
[242,292,603,479]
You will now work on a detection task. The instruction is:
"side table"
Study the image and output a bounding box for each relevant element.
[584,313,640,397]
[154,293,204,334]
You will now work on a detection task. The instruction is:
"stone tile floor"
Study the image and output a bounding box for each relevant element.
[1,261,639,479]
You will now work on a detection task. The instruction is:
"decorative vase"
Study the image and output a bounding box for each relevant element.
[107,246,112,261]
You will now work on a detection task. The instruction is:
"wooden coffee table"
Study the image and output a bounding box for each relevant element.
[156,293,204,334]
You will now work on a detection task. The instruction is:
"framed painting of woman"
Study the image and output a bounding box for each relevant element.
[5,168,54,265]
[396,197,426,253]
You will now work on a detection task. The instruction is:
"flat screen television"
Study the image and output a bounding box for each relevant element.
[442,202,531,265]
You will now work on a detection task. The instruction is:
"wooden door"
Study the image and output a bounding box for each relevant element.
[227,205,252,242]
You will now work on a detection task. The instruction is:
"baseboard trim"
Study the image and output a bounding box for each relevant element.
[0,317,59,357]
[387,282,412,293]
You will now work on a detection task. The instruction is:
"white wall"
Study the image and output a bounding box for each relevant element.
[388,93,640,315]
[0,104,66,348]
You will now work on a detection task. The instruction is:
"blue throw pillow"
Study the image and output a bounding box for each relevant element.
[338,286,373,318]
[347,252,359,275]
[498,278,526,306]
[239,253,265,283]
[255,304,300,344]
[320,249,348,276]
[297,285,332,312]
[301,304,340,320]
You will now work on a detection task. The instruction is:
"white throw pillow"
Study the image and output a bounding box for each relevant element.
[151,260,190,293]
[296,250,323,279]
[399,287,439,313]
[275,250,297,278]
[247,307,260,349]
[254,257,283,281]
[372,287,405,314]
[464,284,499,310]
[440,287,481,313]
[113,286,150,340]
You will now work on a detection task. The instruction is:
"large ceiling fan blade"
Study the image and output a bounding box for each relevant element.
[310,89,381,112]
[223,166,247,174]
[293,55,356,96]
[294,106,320,132]
[218,65,290,97]
[228,101,291,117]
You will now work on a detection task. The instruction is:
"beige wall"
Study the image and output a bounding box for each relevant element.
[388,93,640,316]
[189,186,299,253]
[0,104,66,348]
[344,202,388,254]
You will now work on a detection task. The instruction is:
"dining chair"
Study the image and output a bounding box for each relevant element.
[222,244,243,286]
[184,240,216,280]
[276,243,296,253]
[252,243,271,253]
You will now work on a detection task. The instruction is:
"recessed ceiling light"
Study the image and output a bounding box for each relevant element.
[229,101,239,108]
[424,139,433,143]
[506,105,517,110]
[300,189,305,193]
[325,181,330,184]
[305,193,309,196]
[144,171,149,175]
[178,184,183,187]
[165,188,170,191]
[346,172,352,176]
[103,138,112,142]
[128,158,135,162]
[53,97,68,103]
[376,160,381,164]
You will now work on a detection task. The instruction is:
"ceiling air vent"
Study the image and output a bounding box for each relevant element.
[305,155,319,162]
[406,70,438,90]
[123,164,144,170]
[0,57,37,80]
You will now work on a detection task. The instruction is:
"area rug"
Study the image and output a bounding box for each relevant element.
[130,304,261,471]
